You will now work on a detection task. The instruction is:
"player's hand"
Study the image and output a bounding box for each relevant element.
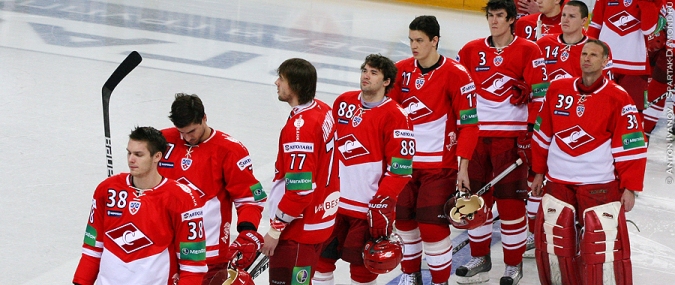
[367,196,396,238]
[510,80,532,105]
[531,173,545,197]
[226,230,264,269]
[621,189,636,212]
[261,232,280,257]
[517,132,532,166]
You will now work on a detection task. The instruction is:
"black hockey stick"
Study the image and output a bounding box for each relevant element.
[646,90,671,109]
[102,51,142,177]
[248,254,269,279]
[452,216,501,254]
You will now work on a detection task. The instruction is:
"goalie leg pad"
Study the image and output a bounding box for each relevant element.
[580,202,632,285]
[535,193,580,285]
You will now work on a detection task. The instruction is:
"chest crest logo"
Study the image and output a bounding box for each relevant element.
[106,223,153,253]
[415,77,425,90]
[401,96,432,121]
[181,157,192,171]
[336,134,370,160]
[128,201,141,215]
[481,72,515,96]
[555,125,595,149]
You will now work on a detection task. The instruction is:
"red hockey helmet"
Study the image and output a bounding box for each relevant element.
[445,194,488,230]
[211,268,254,285]
[362,234,404,274]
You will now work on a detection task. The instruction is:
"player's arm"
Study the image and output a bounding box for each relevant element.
[174,188,207,285]
[72,184,106,285]
[514,17,536,41]
[587,0,606,38]
[523,45,549,124]
[610,97,647,192]
[637,0,662,35]
[452,67,480,163]
[531,84,555,181]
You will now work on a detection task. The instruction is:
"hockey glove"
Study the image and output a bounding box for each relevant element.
[367,196,396,238]
[510,80,532,106]
[517,132,532,166]
[227,230,264,269]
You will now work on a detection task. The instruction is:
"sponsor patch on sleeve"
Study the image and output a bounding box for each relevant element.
[534,116,542,131]
[285,172,313,191]
[250,182,267,201]
[237,156,252,171]
[532,82,549,98]
[532,58,545,67]
[460,82,476,94]
[620,104,638,116]
[621,132,645,150]
[393,129,414,139]
[390,157,413,175]
[459,108,478,125]
[180,241,206,261]
[181,208,204,221]
[84,224,98,247]
[283,142,315,153]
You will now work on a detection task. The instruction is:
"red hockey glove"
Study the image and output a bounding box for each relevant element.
[227,230,264,269]
[517,132,532,166]
[367,196,396,238]
[510,80,532,106]
[647,32,666,53]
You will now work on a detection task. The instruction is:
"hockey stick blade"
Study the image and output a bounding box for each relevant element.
[102,51,142,177]
[249,255,269,279]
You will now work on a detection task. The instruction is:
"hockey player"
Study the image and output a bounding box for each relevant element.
[515,0,564,41]
[536,1,613,80]
[587,0,663,123]
[159,94,266,285]
[388,15,480,285]
[312,54,414,285]
[530,39,647,285]
[643,4,672,144]
[73,126,207,285]
[261,58,340,285]
[455,0,548,283]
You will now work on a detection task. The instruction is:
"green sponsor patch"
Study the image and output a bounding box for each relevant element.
[84,224,97,247]
[180,241,206,261]
[390,157,413,175]
[532,82,550,98]
[285,172,313,191]
[249,182,267,201]
[622,132,645,150]
[291,266,311,285]
[459,108,478,125]
[534,116,542,131]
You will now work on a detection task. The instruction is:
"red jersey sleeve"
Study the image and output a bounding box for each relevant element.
[450,63,480,160]
[221,140,265,229]
[72,183,107,285]
[376,104,414,199]
[522,42,549,124]
[610,89,647,191]
[587,0,605,38]
[172,183,207,285]
[531,81,556,175]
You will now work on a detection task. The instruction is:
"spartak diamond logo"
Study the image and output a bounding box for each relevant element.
[401,96,432,120]
[106,223,153,253]
[549,68,572,81]
[337,134,370,160]
[608,11,639,32]
[555,125,595,149]
[480,72,515,96]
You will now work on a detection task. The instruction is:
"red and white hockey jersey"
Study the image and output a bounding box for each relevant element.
[515,12,563,41]
[588,0,662,74]
[536,34,614,80]
[332,91,414,218]
[389,56,479,169]
[159,128,265,265]
[268,99,339,244]
[532,77,647,190]
[457,36,548,137]
[73,174,207,285]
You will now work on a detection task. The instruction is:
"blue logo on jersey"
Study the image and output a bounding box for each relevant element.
[159,161,174,168]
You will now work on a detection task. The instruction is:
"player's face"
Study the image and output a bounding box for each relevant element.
[360,64,390,96]
[275,74,294,103]
[537,0,558,15]
[127,139,160,178]
[408,30,438,61]
[486,9,514,38]
[176,119,208,145]
[561,6,585,34]
[580,43,608,75]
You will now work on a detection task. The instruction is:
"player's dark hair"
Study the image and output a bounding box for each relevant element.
[409,15,440,49]
[361,54,398,94]
[484,0,517,31]
[169,93,205,128]
[129,126,167,157]
[565,0,589,19]
[585,39,610,58]
[277,58,317,105]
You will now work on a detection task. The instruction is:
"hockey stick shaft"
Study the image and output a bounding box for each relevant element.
[475,158,523,196]
[248,255,269,279]
[102,51,142,177]
[452,215,501,254]
[646,90,671,109]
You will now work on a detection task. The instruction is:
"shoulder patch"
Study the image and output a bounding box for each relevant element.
[621,104,638,116]
[283,142,314,153]
[393,129,414,139]
[237,156,252,170]
[181,208,203,221]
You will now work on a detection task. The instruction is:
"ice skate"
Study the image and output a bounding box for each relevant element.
[455,254,491,284]
[522,232,535,258]
[499,262,523,285]
[397,271,422,285]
